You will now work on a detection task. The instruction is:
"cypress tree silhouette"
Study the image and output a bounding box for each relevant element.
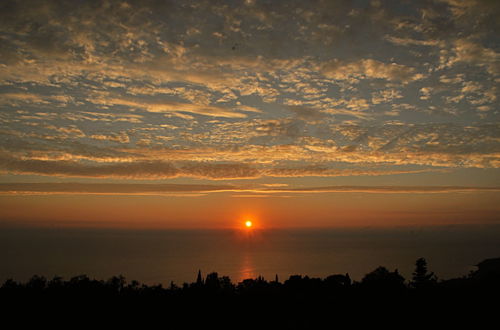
[196,270,204,285]
[411,258,437,289]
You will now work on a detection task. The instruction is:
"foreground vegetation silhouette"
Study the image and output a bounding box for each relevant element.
[2,257,499,327]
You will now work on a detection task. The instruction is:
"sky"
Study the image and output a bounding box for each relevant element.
[0,0,499,229]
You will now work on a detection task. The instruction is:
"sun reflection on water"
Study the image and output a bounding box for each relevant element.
[239,252,256,282]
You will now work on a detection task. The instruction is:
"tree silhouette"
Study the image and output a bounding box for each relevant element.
[219,276,234,292]
[361,266,406,291]
[107,275,126,292]
[325,273,351,288]
[196,270,204,285]
[205,272,220,290]
[2,256,500,327]
[27,275,47,291]
[411,258,437,289]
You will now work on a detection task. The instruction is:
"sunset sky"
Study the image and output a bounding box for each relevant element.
[0,0,499,229]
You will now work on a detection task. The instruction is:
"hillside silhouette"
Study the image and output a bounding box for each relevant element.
[1,257,499,328]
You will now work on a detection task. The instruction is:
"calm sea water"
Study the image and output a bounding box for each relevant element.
[1,225,500,285]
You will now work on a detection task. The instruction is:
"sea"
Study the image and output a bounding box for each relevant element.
[1,225,500,286]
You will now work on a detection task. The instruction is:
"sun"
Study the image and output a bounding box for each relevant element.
[245,220,253,228]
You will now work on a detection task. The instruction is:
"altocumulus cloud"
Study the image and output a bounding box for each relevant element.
[0,0,499,185]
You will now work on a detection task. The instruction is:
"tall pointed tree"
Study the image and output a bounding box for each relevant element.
[196,270,203,285]
[411,258,437,289]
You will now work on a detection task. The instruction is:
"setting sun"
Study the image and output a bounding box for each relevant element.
[245,220,253,228]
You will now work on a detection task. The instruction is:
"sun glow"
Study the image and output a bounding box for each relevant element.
[245,220,253,228]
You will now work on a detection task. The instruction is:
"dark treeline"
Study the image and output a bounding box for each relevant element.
[2,257,500,328]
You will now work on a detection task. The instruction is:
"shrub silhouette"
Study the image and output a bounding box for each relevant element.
[361,266,406,291]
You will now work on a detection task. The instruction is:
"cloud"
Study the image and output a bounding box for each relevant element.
[1,182,498,196]
[90,132,130,144]
[260,183,289,187]
[178,162,260,179]
[0,182,235,195]
[0,0,499,190]
[46,125,86,138]
[420,87,432,100]
[0,150,454,179]
[0,157,179,179]
[321,59,422,83]
[73,112,143,123]
[0,156,266,180]
[371,89,403,104]
[264,167,444,178]
[286,105,327,120]
[95,96,251,119]
[2,121,499,178]
[271,185,500,194]
[439,74,464,84]
[384,35,442,47]
[451,39,500,76]
[345,98,370,111]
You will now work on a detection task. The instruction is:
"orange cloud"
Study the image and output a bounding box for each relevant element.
[321,59,422,83]
[0,182,498,196]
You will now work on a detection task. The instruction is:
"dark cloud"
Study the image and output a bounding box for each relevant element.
[0,151,447,179]
[0,156,180,179]
[0,154,262,179]
[179,162,260,179]
[286,105,327,120]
